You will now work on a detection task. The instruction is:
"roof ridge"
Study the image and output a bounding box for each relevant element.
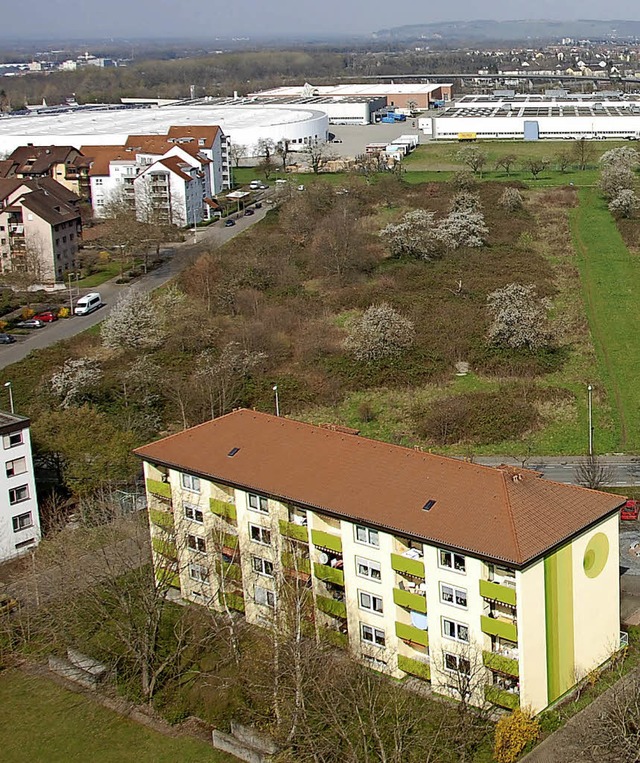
[500,471,523,565]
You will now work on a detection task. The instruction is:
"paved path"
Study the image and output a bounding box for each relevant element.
[0,204,271,370]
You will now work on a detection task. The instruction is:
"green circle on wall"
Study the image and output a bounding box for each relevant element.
[583,533,609,578]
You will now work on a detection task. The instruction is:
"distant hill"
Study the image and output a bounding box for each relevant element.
[375,19,640,43]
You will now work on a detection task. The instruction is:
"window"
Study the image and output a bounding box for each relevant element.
[189,563,209,582]
[9,485,29,504]
[3,431,23,449]
[12,511,32,532]
[356,556,381,581]
[355,525,379,547]
[187,534,206,553]
[360,623,386,647]
[15,538,35,550]
[95,178,103,185]
[248,493,269,513]
[444,652,471,675]
[255,585,275,608]
[5,457,26,478]
[442,617,469,643]
[440,583,467,609]
[249,524,271,546]
[184,504,204,523]
[181,473,201,493]
[359,590,383,614]
[439,549,466,573]
[252,556,274,577]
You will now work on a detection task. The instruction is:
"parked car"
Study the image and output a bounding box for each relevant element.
[255,202,263,209]
[33,310,58,322]
[275,179,287,184]
[0,333,16,344]
[332,139,343,144]
[0,593,19,615]
[74,292,102,316]
[16,319,44,329]
[621,500,640,520]
[244,208,255,216]
[259,184,268,190]
[224,218,236,227]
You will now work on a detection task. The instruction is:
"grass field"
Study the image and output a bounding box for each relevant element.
[76,262,123,288]
[0,670,237,763]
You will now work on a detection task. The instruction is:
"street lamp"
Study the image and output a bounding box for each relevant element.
[68,271,74,316]
[587,384,593,456]
[4,381,14,414]
[273,385,280,417]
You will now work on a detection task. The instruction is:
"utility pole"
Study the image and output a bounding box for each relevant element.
[273,385,280,417]
[587,384,593,456]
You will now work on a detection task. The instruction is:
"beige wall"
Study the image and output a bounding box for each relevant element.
[517,559,548,714]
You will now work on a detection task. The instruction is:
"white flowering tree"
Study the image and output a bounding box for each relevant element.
[344,303,415,362]
[101,290,164,351]
[599,146,639,169]
[449,192,482,214]
[609,189,640,218]
[599,165,636,200]
[437,209,488,250]
[380,209,441,260]
[498,188,524,212]
[487,283,551,351]
[50,358,103,408]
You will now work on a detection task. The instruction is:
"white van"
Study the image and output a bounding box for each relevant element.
[74,292,102,316]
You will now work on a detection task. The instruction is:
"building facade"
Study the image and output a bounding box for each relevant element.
[136,410,624,714]
[0,412,40,562]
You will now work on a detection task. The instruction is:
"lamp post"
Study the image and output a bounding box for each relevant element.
[4,381,14,414]
[587,384,593,456]
[273,385,280,417]
[68,271,74,316]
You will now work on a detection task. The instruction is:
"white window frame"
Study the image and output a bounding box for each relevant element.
[3,431,23,449]
[184,504,204,523]
[9,484,29,505]
[189,562,209,582]
[181,473,201,493]
[360,622,386,647]
[187,534,206,553]
[355,556,382,582]
[5,456,27,478]
[249,523,271,546]
[355,524,379,548]
[444,652,471,675]
[252,555,274,578]
[442,617,469,643]
[439,549,466,574]
[358,590,383,615]
[248,493,269,514]
[12,511,33,532]
[439,582,468,610]
[255,585,275,608]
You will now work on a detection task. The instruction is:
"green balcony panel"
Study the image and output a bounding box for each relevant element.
[398,654,431,680]
[155,568,180,589]
[146,478,171,499]
[485,685,520,710]
[218,562,243,582]
[220,532,239,550]
[391,553,425,579]
[279,520,309,542]
[483,650,520,677]
[393,587,427,614]
[479,579,517,607]
[210,498,237,522]
[219,591,245,613]
[481,615,518,643]
[152,536,178,561]
[311,529,342,553]
[282,552,311,574]
[314,563,345,586]
[316,594,347,619]
[395,621,429,648]
[320,627,349,650]
[149,508,175,532]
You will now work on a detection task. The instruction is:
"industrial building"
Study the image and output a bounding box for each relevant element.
[421,92,640,140]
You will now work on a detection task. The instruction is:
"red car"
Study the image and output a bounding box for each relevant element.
[621,500,640,521]
[33,311,58,322]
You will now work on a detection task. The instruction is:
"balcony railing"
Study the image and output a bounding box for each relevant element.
[311,529,342,554]
[485,684,520,710]
[319,627,349,649]
[395,621,429,647]
[482,650,519,677]
[149,508,174,532]
[219,591,245,613]
[316,594,347,619]
[210,498,237,522]
[279,520,308,542]
[146,478,171,500]
[218,561,242,582]
[155,568,180,589]
[393,587,427,614]
[391,553,425,579]
[314,563,344,586]
[282,552,311,574]
[398,653,431,680]
[152,536,178,561]
[481,615,518,643]
[479,579,517,607]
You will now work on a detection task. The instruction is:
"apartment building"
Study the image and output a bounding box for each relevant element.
[0,411,40,562]
[0,145,91,202]
[134,156,205,228]
[135,410,624,715]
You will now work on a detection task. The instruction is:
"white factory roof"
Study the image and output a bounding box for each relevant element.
[255,83,451,97]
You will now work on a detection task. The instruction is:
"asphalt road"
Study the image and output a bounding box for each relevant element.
[475,456,640,486]
[0,204,271,371]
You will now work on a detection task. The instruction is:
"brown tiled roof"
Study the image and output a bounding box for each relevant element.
[24,177,80,205]
[19,190,80,225]
[7,145,79,175]
[155,156,193,182]
[134,410,625,567]
[0,178,27,202]
[0,159,16,178]
[167,125,219,146]
[81,145,135,176]
[125,134,211,163]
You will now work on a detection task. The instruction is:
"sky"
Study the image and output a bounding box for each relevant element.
[3,0,640,40]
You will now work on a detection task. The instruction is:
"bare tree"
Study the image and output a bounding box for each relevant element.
[456,147,488,177]
[303,142,336,175]
[229,142,247,168]
[572,138,596,171]
[575,455,614,490]
[523,157,550,180]
[554,149,573,173]
[495,154,518,176]
[275,139,293,172]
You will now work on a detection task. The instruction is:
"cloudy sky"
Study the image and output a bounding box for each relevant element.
[2,0,640,39]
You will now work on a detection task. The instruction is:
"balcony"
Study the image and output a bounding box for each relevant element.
[393,587,427,614]
[155,568,180,589]
[398,654,431,680]
[152,537,178,561]
[210,497,237,522]
[480,579,517,607]
[319,627,349,649]
[391,553,425,579]
[149,508,174,532]
[311,529,342,554]
[481,615,518,643]
[482,650,519,677]
[218,561,242,582]
[314,563,344,586]
[282,551,311,575]
[220,532,239,551]
[219,591,245,613]
[279,520,308,542]
[146,478,171,500]
[485,684,520,710]
[395,621,429,648]
[316,594,347,619]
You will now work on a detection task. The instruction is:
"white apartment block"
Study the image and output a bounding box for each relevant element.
[0,412,40,562]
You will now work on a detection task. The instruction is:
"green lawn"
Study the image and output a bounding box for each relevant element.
[0,670,237,763]
[75,262,123,288]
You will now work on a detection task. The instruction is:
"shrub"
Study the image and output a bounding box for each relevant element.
[57,307,70,319]
[436,209,488,249]
[0,320,7,331]
[487,283,552,351]
[21,307,34,320]
[380,209,442,261]
[357,400,377,423]
[599,165,635,200]
[493,709,540,763]
[344,303,415,363]
[450,170,477,191]
[449,191,482,214]
[499,188,524,213]
[609,189,640,218]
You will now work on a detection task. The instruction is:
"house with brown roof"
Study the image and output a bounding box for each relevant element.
[134,155,205,227]
[3,145,91,202]
[135,409,625,714]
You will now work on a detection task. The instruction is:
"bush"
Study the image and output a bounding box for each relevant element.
[57,307,70,319]
[343,303,415,362]
[609,189,640,218]
[21,307,34,320]
[499,188,524,213]
[493,709,540,763]
[357,401,377,423]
